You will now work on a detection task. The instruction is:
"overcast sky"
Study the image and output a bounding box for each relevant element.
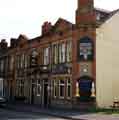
[0,0,119,43]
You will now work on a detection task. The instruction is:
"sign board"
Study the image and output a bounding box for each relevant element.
[78,37,94,61]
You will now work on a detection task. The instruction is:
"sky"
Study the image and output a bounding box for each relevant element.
[0,0,119,44]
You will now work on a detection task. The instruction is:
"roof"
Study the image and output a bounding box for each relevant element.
[28,17,74,43]
[95,8,111,14]
[99,8,119,26]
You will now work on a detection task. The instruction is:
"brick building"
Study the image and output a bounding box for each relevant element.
[0,39,8,99]
[0,0,115,109]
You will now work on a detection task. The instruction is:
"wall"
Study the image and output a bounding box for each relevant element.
[96,11,119,108]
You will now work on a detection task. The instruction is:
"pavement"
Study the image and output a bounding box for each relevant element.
[0,108,67,120]
[5,103,119,120]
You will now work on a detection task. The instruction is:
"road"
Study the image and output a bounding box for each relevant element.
[0,107,67,120]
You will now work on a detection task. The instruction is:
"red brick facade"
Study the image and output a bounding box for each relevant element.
[0,0,103,109]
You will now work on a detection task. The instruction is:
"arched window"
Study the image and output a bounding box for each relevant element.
[77,36,94,61]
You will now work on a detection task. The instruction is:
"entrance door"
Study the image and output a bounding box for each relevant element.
[9,80,13,101]
[31,84,36,104]
[79,76,93,101]
[44,83,48,107]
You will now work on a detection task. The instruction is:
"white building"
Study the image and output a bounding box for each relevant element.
[96,10,119,108]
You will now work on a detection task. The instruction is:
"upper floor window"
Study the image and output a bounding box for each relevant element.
[24,55,27,68]
[10,56,14,71]
[53,44,58,64]
[66,40,72,62]
[0,60,4,72]
[43,47,49,65]
[21,54,25,68]
[16,55,20,69]
[59,43,65,63]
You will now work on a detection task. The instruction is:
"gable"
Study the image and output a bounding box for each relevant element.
[17,34,28,48]
[52,18,73,33]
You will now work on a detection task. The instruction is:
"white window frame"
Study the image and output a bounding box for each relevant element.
[44,47,49,65]
[59,44,62,63]
[53,80,57,98]
[59,43,65,63]
[59,80,65,99]
[66,40,72,62]
[17,79,24,96]
[62,43,65,63]
[66,78,72,99]
[37,79,41,96]
[24,55,28,68]
[53,44,58,64]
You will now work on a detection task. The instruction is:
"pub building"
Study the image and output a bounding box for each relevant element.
[14,0,96,109]
[0,0,114,109]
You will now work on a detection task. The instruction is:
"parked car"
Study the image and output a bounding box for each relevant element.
[0,97,7,104]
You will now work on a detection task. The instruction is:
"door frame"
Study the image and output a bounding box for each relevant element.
[42,79,50,108]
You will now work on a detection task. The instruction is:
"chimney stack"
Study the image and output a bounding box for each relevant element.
[10,38,17,48]
[42,21,52,35]
[76,0,95,26]
[0,39,8,49]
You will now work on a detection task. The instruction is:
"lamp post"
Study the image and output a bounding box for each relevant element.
[75,81,80,97]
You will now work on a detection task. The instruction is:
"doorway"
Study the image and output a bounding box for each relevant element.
[79,76,93,102]
[31,83,36,104]
[44,83,48,107]
[43,79,50,107]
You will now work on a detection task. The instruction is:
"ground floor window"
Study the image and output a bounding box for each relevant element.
[66,78,71,99]
[53,79,57,98]
[52,77,71,99]
[37,79,41,96]
[59,80,65,99]
[16,79,24,97]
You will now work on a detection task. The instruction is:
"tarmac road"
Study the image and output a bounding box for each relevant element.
[0,107,68,120]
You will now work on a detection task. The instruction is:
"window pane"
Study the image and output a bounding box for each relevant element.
[62,43,65,63]
[59,80,65,98]
[59,44,62,63]
[67,79,71,98]
[53,44,58,64]
[44,47,49,65]
[54,80,57,98]
[37,79,40,84]
[67,86,71,97]
[37,84,41,96]
[66,40,72,62]
[60,86,64,97]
